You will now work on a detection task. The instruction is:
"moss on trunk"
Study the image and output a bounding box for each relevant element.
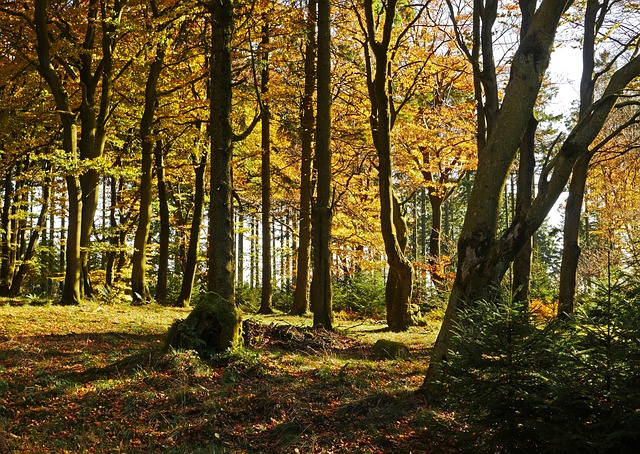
[166,293,242,357]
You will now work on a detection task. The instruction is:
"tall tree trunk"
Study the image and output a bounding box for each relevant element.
[131,46,165,305]
[512,0,538,306]
[291,0,316,316]
[175,153,207,307]
[362,0,414,332]
[35,0,82,305]
[310,0,333,330]
[207,0,236,303]
[78,0,121,298]
[513,116,538,304]
[258,19,273,315]
[558,0,599,316]
[155,140,170,305]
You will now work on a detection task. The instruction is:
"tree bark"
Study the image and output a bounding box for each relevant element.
[291,0,316,316]
[557,0,599,316]
[207,0,235,303]
[362,0,414,331]
[310,0,333,330]
[258,19,273,315]
[35,0,82,305]
[175,153,207,307]
[131,46,165,305]
[155,140,170,305]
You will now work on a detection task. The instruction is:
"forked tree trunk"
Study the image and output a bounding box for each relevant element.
[422,0,640,389]
[362,0,414,331]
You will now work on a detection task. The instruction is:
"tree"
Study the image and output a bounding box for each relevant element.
[131,39,165,305]
[309,0,333,329]
[357,0,431,331]
[258,13,273,315]
[34,0,83,305]
[423,0,640,387]
[291,0,317,316]
[557,0,635,315]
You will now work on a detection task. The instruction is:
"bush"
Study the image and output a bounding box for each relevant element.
[443,272,640,453]
[332,272,386,318]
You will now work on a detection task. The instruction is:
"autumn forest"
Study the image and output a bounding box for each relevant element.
[1,0,640,451]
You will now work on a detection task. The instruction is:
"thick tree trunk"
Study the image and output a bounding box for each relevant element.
[175,153,207,307]
[291,0,316,316]
[207,0,236,303]
[258,20,273,315]
[155,140,170,305]
[310,0,333,330]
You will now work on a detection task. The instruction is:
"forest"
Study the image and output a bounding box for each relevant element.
[1,0,640,452]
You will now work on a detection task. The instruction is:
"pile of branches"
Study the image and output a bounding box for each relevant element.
[242,319,366,356]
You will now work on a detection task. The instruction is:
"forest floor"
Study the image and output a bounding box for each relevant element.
[0,299,465,453]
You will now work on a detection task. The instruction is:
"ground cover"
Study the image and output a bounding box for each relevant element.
[0,299,462,453]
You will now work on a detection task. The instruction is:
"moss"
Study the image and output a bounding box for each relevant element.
[373,339,410,360]
[165,292,242,357]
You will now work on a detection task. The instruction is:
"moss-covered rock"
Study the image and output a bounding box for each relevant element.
[373,339,410,360]
[165,292,242,357]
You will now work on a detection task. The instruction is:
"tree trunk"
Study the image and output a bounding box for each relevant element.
[258,19,273,315]
[557,0,599,316]
[558,156,588,314]
[207,0,235,303]
[131,46,165,305]
[35,0,82,305]
[9,172,51,297]
[237,211,244,286]
[428,193,443,285]
[0,171,15,296]
[175,153,207,308]
[310,0,333,330]
[291,0,316,316]
[512,116,537,305]
[155,140,170,305]
[362,0,414,332]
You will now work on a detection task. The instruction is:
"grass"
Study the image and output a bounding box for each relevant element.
[0,299,460,453]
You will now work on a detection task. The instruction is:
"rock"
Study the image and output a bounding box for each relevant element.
[373,339,410,360]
